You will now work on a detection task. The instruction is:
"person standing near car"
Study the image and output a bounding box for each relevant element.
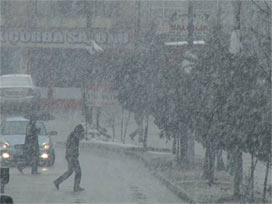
[17,114,41,175]
[54,124,85,192]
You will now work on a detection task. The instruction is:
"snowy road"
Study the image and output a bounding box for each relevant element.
[5,146,184,203]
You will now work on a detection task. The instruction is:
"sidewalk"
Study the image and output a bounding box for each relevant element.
[56,138,272,203]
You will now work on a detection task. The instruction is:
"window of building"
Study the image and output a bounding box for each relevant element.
[36,0,87,17]
[1,1,7,16]
[1,48,16,75]
[94,1,105,17]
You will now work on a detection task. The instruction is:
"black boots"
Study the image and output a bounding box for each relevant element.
[73,186,84,192]
[53,181,84,192]
[17,166,24,174]
[53,180,59,190]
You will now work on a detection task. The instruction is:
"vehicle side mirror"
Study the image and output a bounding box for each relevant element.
[0,195,13,204]
[0,168,9,184]
[49,131,57,136]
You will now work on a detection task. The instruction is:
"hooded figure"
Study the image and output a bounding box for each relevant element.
[17,114,41,174]
[54,124,85,192]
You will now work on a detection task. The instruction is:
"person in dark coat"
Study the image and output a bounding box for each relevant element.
[17,115,41,174]
[54,124,85,192]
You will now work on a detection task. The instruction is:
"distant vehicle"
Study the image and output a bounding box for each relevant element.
[0,74,41,113]
[0,117,57,167]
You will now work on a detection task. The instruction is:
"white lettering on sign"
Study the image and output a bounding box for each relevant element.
[53,31,64,43]
[8,31,19,44]
[107,33,129,44]
[95,32,107,44]
[169,11,210,36]
[78,32,88,44]
[0,31,5,42]
[87,83,118,106]
[20,31,31,42]
[66,32,77,43]
[31,32,42,42]
[42,32,53,42]
[0,30,131,47]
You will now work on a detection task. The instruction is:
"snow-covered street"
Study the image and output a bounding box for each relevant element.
[5,145,184,203]
[1,2,271,202]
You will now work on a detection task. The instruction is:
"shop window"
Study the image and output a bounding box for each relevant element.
[30,49,90,88]
[1,48,15,75]
[104,2,120,17]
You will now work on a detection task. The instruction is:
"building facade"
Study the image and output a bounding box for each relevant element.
[1,0,234,108]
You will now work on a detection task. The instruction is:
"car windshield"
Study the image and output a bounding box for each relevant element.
[1,121,46,135]
[0,76,32,86]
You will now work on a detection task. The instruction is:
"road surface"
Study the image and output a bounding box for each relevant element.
[4,146,184,203]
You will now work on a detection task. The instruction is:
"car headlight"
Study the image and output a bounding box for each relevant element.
[1,142,9,149]
[2,152,10,159]
[40,152,49,159]
[42,142,50,150]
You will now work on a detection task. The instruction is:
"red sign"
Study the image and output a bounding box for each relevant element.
[87,83,118,106]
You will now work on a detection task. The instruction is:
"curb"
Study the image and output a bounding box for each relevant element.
[56,141,195,203]
[123,151,195,203]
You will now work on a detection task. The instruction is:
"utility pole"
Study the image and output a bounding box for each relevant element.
[135,0,141,48]
[178,0,194,167]
[187,0,194,48]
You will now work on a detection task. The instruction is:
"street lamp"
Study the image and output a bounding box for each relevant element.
[82,40,103,139]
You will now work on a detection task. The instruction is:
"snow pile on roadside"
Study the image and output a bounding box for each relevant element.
[83,138,141,148]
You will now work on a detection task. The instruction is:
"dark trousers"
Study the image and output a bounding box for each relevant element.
[30,154,39,173]
[54,157,81,188]
[17,151,39,174]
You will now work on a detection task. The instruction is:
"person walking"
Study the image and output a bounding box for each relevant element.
[17,114,41,175]
[54,124,85,192]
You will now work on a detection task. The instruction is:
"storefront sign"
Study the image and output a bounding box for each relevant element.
[87,83,118,106]
[0,30,133,48]
[169,11,210,37]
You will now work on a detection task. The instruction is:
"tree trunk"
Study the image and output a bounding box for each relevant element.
[187,129,195,167]
[179,136,183,163]
[249,154,255,202]
[233,147,243,199]
[120,108,124,142]
[123,111,131,144]
[172,133,176,154]
[202,144,215,184]
[263,160,270,203]
[143,114,149,149]
[179,132,189,167]
[208,146,216,185]
[227,150,235,176]
[203,147,209,179]
[96,107,101,129]
[111,117,115,142]
[176,132,180,162]
[217,149,225,171]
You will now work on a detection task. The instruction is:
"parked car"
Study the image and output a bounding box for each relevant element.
[0,116,57,167]
[0,74,41,113]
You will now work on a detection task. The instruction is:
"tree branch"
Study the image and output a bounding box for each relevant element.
[264,1,272,14]
[251,0,271,15]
